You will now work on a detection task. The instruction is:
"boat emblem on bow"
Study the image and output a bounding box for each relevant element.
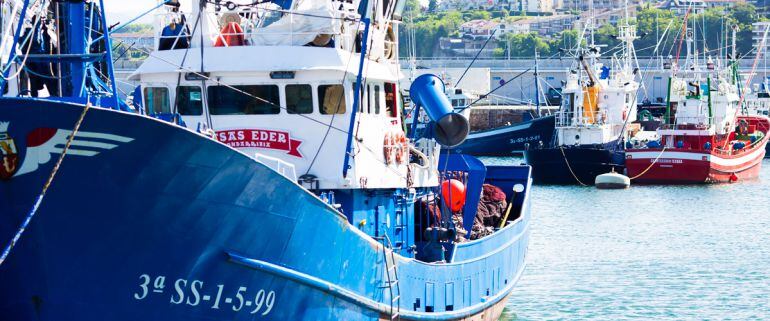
[0,122,19,180]
[11,126,134,178]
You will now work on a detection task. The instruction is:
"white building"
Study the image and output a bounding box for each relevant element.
[507,0,555,13]
[753,21,770,53]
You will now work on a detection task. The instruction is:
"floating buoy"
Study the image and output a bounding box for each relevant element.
[441,179,466,212]
[729,173,739,183]
[595,170,631,189]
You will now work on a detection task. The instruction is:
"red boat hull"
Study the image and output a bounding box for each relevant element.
[627,116,770,184]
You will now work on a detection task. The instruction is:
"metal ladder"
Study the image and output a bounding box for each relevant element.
[378,234,401,321]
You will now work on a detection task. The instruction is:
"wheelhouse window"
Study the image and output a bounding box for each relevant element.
[374,85,382,114]
[143,87,170,115]
[286,84,313,114]
[207,85,280,115]
[564,93,575,113]
[319,84,346,115]
[385,83,397,117]
[358,84,367,114]
[176,86,203,115]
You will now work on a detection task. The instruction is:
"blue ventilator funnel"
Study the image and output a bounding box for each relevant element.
[410,74,470,147]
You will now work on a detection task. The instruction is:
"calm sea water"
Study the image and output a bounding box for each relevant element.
[482,157,770,320]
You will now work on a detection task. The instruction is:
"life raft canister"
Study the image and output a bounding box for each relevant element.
[383,132,395,165]
[384,130,409,165]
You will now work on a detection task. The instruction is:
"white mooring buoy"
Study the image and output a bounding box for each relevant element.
[595,169,631,189]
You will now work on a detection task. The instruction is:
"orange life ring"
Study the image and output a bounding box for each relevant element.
[395,132,409,164]
[383,132,395,165]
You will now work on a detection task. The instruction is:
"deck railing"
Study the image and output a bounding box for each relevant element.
[555,111,612,126]
[155,4,358,51]
[660,116,714,130]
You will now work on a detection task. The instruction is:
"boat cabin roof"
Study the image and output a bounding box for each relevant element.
[130,46,398,81]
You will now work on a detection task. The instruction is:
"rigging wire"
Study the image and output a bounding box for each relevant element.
[455,29,496,87]
[457,51,562,112]
[0,0,44,81]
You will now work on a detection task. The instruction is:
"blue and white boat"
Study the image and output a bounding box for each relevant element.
[453,114,555,157]
[0,1,532,320]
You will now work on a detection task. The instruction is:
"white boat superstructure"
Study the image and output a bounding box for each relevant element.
[745,77,770,117]
[555,22,639,147]
[130,0,440,190]
[661,31,740,139]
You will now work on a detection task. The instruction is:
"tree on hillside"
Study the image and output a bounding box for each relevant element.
[634,6,680,57]
[594,24,619,52]
[727,3,760,56]
[428,0,438,12]
[464,10,491,20]
[498,33,551,57]
[402,0,422,18]
[554,29,582,52]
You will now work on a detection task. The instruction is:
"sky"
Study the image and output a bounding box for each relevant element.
[103,0,158,23]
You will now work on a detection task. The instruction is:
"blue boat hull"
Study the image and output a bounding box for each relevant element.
[0,98,531,320]
[523,145,624,185]
[450,116,555,156]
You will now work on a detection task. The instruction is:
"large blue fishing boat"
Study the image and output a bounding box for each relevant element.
[0,1,532,320]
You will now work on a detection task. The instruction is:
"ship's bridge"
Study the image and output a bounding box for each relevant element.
[128,0,437,191]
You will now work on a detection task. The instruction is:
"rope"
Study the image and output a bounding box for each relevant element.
[0,102,91,266]
[629,147,667,180]
[1,8,42,81]
[559,147,589,187]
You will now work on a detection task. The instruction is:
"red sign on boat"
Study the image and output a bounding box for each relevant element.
[216,129,303,158]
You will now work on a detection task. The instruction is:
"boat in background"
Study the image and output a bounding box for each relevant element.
[405,76,556,157]
[524,18,639,185]
[452,114,556,156]
[0,1,532,320]
[626,30,770,184]
[745,76,770,157]
[449,51,556,156]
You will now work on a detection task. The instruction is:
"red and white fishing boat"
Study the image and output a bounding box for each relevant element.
[626,30,770,184]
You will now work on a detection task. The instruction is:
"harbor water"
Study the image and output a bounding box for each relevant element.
[484,158,770,320]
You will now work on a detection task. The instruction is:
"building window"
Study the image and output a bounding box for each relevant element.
[207,85,280,115]
[143,87,170,115]
[176,86,203,115]
[319,84,347,115]
[286,84,313,114]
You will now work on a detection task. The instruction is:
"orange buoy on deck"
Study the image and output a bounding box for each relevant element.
[441,179,466,212]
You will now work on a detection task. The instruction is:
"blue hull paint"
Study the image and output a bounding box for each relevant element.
[450,116,555,156]
[524,144,624,185]
[0,98,531,320]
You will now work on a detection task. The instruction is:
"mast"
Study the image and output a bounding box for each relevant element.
[534,49,541,116]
